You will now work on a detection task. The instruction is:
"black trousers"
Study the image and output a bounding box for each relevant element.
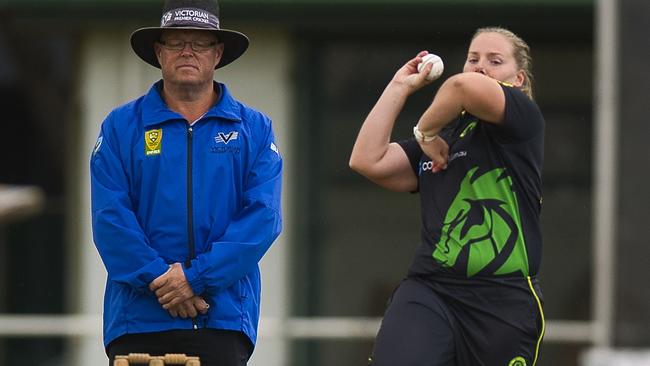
[107,329,253,366]
[369,276,544,366]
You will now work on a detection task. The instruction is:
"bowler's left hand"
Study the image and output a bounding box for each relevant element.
[418,137,449,172]
[149,262,195,309]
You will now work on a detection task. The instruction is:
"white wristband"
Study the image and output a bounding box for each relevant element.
[413,125,438,143]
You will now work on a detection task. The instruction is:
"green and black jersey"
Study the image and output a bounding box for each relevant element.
[399,84,544,279]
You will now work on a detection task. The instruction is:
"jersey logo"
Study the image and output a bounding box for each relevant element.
[460,121,477,138]
[215,131,239,145]
[509,356,527,366]
[145,129,162,156]
[433,167,529,277]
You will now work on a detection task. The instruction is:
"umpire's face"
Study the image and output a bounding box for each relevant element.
[155,29,224,88]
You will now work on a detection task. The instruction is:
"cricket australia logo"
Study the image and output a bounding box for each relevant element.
[145,129,162,156]
[215,131,239,145]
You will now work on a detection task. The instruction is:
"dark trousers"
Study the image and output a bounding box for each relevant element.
[107,329,253,366]
[369,278,456,366]
[369,276,544,366]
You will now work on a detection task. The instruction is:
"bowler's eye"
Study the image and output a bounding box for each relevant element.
[467,58,478,64]
[490,58,503,65]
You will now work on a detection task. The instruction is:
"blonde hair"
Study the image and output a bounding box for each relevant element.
[473,27,535,100]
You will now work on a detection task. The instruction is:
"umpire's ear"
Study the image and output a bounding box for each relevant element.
[154,43,163,65]
[212,42,224,69]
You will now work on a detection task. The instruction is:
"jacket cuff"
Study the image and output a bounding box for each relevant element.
[138,258,170,291]
[183,263,206,295]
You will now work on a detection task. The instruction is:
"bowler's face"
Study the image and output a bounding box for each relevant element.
[463,32,524,87]
[155,29,224,87]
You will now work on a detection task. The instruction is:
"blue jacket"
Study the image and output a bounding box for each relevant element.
[90,81,282,348]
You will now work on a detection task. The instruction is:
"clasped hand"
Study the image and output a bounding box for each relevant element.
[149,262,209,318]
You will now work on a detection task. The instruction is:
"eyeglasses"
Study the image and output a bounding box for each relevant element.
[158,39,217,52]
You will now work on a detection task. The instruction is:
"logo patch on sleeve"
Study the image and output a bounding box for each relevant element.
[270,142,280,156]
[145,129,163,156]
[92,136,103,155]
[460,121,477,138]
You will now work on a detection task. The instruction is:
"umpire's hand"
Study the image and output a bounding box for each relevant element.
[168,296,210,318]
[149,263,195,309]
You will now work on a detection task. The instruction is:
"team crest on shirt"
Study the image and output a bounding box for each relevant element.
[433,167,529,277]
[145,129,162,156]
[212,131,241,153]
[215,131,238,144]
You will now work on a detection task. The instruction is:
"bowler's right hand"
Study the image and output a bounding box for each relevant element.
[390,51,436,95]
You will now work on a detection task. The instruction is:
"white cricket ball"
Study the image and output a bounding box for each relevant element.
[417,53,444,81]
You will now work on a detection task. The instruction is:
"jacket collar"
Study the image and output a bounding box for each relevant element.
[142,80,242,127]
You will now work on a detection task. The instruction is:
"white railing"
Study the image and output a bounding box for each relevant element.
[582,348,650,366]
[0,314,596,343]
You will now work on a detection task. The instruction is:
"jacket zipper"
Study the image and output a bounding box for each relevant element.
[186,126,198,330]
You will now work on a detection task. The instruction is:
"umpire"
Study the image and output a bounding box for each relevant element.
[90,0,283,364]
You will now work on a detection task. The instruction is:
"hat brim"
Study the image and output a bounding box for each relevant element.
[130,27,249,69]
